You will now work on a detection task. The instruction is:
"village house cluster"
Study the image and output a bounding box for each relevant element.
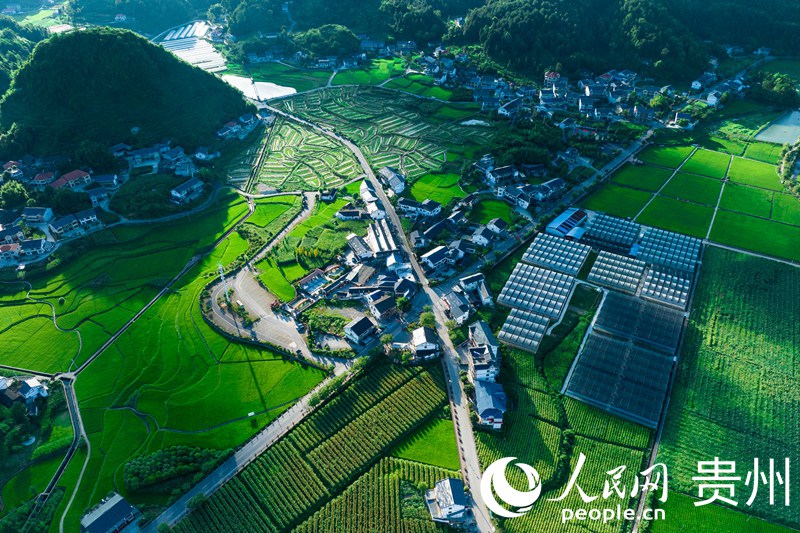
[0,375,49,414]
[0,113,267,267]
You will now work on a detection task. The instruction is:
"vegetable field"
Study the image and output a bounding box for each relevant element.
[255,118,361,192]
[657,247,800,528]
[174,363,448,531]
[295,458,458,533]
[474,270,651,533]
[276,86,493,180]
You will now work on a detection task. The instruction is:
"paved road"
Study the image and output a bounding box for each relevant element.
[265,103,495,532]
[206,192,355,372]
[142,373,344,532]
[40,200,259,531]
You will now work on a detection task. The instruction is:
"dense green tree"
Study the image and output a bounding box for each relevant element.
[207,3,226,22]
[52,189,91,215]
[0,17,46,95]
[380,0,446,44]
[294,24,360,56]
[0,29,252,157]
[74,140,117,172]
[749,72,800,109]
[459,0,709,81]
[0,179,28,208]
[229,0,283,36]
[419,311,436,329]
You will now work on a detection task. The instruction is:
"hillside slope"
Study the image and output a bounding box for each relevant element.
[0,16,47,95]
[0,28,253,156]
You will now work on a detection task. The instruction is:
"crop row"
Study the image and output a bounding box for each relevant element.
[176,363,446,530]
[295,457,458,533]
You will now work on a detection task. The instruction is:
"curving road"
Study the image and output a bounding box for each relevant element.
[265,103,495,532]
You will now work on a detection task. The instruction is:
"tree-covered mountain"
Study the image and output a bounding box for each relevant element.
[0,28,253,157]
[294,24,360,56]
[667,0,800,55]
[0,16,46,96]
[66,0,213,33]
[459,0,709,80]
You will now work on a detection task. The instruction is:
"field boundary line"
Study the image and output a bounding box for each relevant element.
[706,155,733,239]
[633,146,698,221]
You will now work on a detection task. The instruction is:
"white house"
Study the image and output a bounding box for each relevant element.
[344,316,377,344]
[425,478,467,524]
[365,200,386,220]
[444,291,471,325]
[411,326,439,360]
[377,167,406,194]
[21,207,54,224]
[469,345,498,382]
[474,380,507,429]
[472,226,493,247]
[170,177,204,204]
[487,218,508,234]
[420,246,448,270]
[19,377,48,405]
[469,321,500,358]
[707,90,723,107]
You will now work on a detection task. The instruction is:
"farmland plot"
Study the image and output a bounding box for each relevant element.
[658,247,800,528]
[255,118,361,192]
[276,86,492,179]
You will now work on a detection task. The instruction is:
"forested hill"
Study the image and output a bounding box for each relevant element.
[66,0,212,33]
[0,16,46,95]
[0,28,253,157]
[667,0,800,52]
[460,0,709,80]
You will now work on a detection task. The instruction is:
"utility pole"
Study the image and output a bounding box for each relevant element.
[218,263,230,303]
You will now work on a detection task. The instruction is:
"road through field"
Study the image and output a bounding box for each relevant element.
[265,103,495,533]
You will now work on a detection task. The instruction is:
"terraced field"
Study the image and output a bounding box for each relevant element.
[254,118,361,192]
[276,86,493,180]
[62,201,326,526]
[221,133,267,188]
[0,191,250,373]
[0,191,326,528]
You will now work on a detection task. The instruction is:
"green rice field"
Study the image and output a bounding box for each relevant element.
[333,58,406,86]
[680,149,731,179]
[638,145,693,168]
[611,164,674,191]
[407,173,465,205]
[718,183,774,218]
[727,157,783,191]
[636,195,714,238]
[660,173,722,206]
[468,199,513,224]
[581,184,653,219]
[709,210,800,262]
